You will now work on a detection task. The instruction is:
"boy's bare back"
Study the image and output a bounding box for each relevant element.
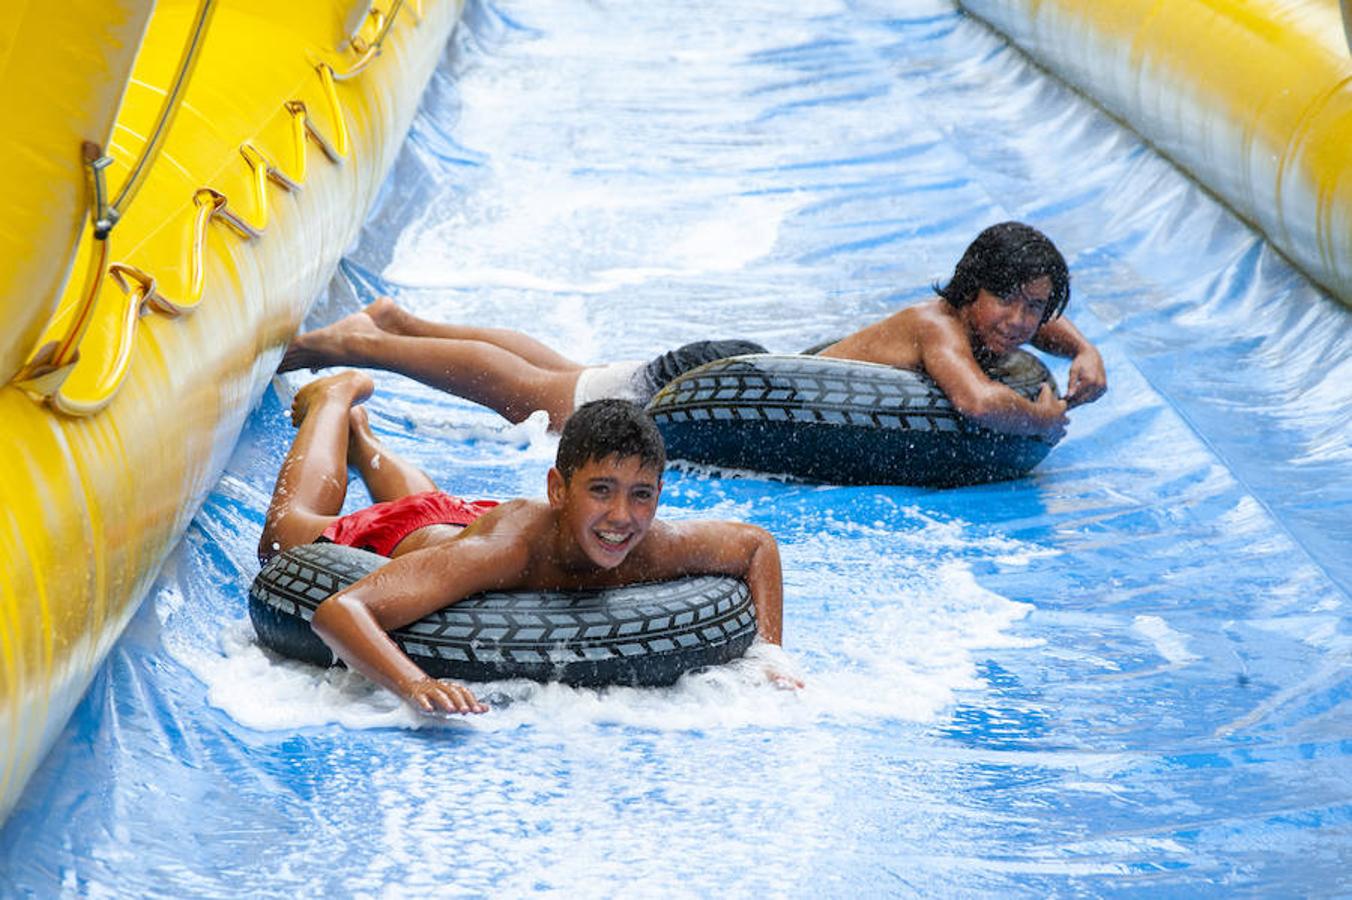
[816,300,950,371]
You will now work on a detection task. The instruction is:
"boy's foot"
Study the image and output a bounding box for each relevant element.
[291,370,374,427]
[345,404,379,466]
[362,296,409,333]
[278,309,385,373]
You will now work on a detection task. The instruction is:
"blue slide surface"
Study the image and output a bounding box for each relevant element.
[4,2,1350,893]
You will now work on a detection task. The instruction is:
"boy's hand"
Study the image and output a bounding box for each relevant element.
[1034,383,1069,442]
[765,665,805,691]
[404,676,489,716]
[1064,347,1107,408]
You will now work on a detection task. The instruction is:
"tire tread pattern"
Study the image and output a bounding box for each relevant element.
[647,352,1058,485]
[249,543,757,687]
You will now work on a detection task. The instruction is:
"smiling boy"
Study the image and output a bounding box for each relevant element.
[260,372,793,716]
[816,221,1106,441]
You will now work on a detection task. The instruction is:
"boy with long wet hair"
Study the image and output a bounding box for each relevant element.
[817,221,1104,440]
[279,222,1103,440]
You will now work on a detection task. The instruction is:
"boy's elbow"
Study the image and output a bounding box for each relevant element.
[746,524,781,566]
[724,522,777,563]
[257,532,281,567]
[946,387,997,422]
[743,522,777,550]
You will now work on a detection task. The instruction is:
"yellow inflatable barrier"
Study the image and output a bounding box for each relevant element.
[0,0,462,822]
[960,0,1352,310]
[0,0,155,386]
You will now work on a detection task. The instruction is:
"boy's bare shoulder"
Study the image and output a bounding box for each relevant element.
[906,298,972,353]
[823,302,939,369]
[909,297,962,330]
[449,497,550,549]
[624,518,763,578]
[636,517,701,552]
[878,301,957,340]
[416,498,552,591]
[470,496,543,526]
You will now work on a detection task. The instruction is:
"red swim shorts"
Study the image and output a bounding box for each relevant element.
[320,490,499,557]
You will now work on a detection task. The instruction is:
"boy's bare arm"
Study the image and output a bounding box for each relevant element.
[1032,316,1107,408]
[661,521,803,689]
[919,317,1068,438]
[310,528,532,715]
[655,521,785,645]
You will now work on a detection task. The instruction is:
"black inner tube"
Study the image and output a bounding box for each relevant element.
[249,542,758,687]
[647,350,1060,486]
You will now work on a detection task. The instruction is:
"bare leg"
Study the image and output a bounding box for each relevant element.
[258,371,375,563]
[365,297,579,371]
[281,298,581,375]
[346,405,437,503]
[278,313,580,430]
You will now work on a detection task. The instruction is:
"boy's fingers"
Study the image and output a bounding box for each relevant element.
[430,680,488,715]
[448,688,474,714]
[440,683,473,713]
[1065,381,1103,409]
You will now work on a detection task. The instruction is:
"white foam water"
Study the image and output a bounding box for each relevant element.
[387,182,800,299]
[177,511,1043,736]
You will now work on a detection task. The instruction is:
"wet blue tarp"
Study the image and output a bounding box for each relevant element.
[3,1,1350,894]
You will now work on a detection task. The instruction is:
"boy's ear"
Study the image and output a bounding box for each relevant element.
[546,467,566,509]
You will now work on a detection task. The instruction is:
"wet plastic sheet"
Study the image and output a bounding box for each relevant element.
[3,1,1350,894]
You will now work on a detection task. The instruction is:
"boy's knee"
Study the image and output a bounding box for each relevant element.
[258,516,303,565]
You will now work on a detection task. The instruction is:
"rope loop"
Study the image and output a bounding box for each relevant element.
[11,0,425,415]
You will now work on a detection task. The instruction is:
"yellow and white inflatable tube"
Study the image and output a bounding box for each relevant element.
[960,0,1352,310]
[0,0,461,821]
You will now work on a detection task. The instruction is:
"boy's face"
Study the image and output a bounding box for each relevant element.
[548,454,662,569]
[965,275,1052,356]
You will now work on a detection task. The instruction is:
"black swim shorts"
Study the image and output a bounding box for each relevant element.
[635,339,769,401]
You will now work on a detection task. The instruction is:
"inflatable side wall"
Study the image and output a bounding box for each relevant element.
[0,0,155,386]
[0,0,462,822]
[959,0,1352,310]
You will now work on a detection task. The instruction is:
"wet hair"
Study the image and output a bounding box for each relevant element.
[935,221,1070,324]
[555,399,667,481]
